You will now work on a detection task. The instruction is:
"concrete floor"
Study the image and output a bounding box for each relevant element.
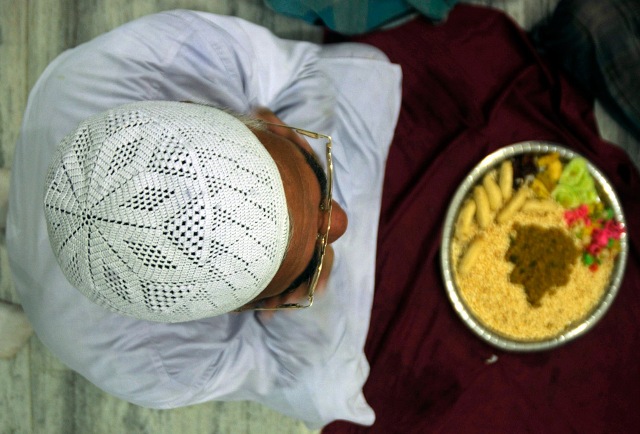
[0,0,637,433]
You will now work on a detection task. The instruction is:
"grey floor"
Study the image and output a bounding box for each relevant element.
[1,1,638,433]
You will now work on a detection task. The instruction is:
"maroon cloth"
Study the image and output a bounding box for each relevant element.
[323,5,640,434]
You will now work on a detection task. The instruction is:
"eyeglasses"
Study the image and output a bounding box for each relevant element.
[244,123,333,311]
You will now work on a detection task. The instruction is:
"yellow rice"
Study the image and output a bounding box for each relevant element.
[451,201,613,340]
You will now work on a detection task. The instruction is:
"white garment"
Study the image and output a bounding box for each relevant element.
[7,10,401,429]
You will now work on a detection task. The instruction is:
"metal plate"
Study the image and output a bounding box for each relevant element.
[440,142,628,352]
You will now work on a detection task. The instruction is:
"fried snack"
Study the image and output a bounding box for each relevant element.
[521,199,559,213]
[473,186,491,229]
[497,186,530,223]
[499,160,513,201]
[483,171,503,210]
[458,236,484,276]
[456,199,476,239]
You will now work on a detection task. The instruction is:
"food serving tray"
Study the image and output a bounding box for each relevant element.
[440,141,628,352]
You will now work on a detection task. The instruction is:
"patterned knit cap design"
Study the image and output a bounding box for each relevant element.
[44,101,290,322]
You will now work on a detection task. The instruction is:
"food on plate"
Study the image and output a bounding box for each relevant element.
[505,224,580,306]
[456,199,476,239]
[451,152,625,340]
[473,186,491,229]
[521,199,557,213]
[496,186,530,223]
[499,160,513,201]
[483,172,503,210]
[551,158,599,208]
[458,235,484,276]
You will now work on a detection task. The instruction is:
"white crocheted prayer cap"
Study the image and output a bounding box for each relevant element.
[44,101,290,322]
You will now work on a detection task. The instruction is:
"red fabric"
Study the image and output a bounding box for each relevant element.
[324,5,640,434]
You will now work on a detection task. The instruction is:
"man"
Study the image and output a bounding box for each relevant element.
[7,10,401,429]
[43,101,347,319]
[9,4,640,433]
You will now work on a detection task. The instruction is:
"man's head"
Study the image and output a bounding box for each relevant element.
[44,101,294,322]
[44,101,348,322]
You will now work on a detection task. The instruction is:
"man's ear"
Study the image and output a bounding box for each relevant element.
[251,108,312,150]
[252,107,280,123]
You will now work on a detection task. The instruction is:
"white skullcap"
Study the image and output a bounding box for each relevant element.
[44,101,290,322]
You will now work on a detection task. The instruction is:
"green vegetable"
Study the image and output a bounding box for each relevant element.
[551,158,599,207]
